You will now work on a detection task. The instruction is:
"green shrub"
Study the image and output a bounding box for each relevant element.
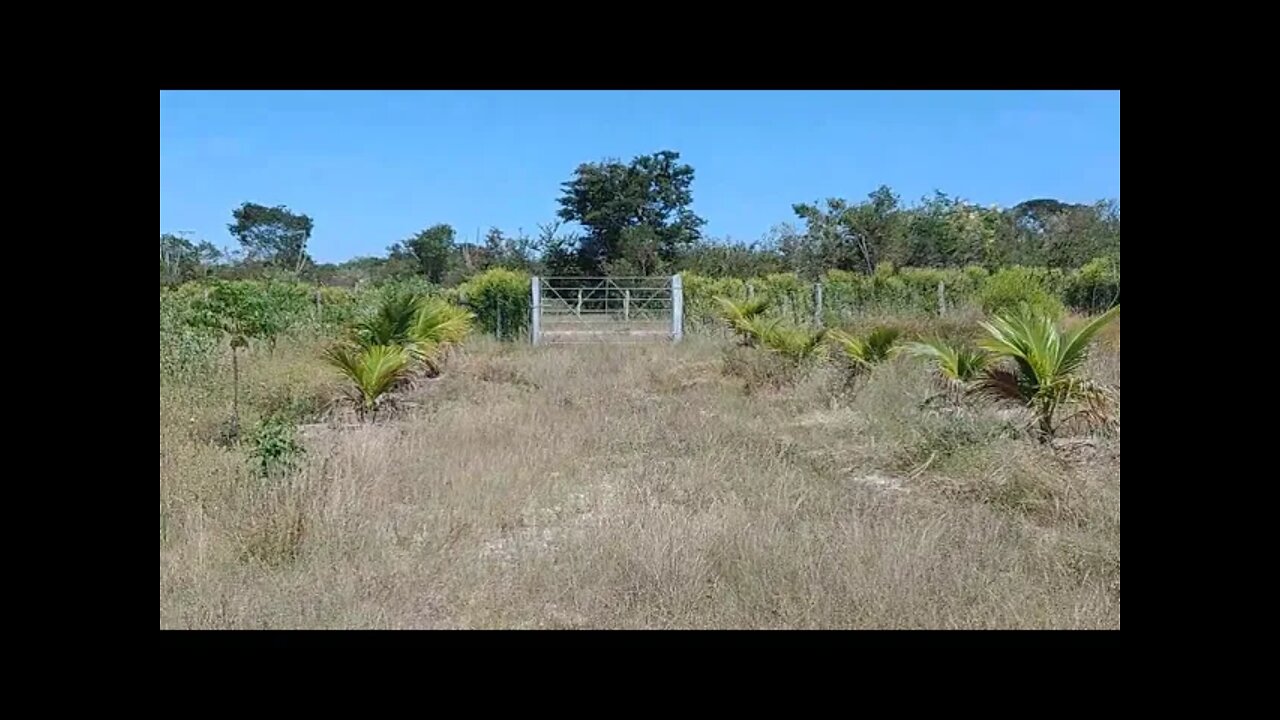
[977,267,1064,319]
[248,414,305,478]
[1064,256,1120,313]
[160,291,221,379]
[459,268,530,341]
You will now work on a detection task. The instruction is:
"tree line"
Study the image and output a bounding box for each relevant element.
[160,149,1120,288]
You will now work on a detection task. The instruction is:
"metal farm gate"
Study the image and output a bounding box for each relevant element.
[531,276,683,345]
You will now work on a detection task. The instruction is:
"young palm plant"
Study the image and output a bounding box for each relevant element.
[713,295,772,346]
[975,303,1120,441]
[351,291,423,348]
[323,343,412,422]
[901,337,991,405]
[827,326,902,381]
[756,320,829,363]
[409,298,474,375]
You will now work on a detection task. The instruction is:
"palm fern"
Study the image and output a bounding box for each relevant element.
[713,295,772,345]
[828,326,902,373]
[901,338,990,384]
[410,298,474,373]
[323,343,412,421]
[756,321,828,362]
[975,303,1120,440]
[351,291,423,348]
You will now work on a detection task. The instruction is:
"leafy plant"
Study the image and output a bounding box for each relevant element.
[248,414,305,478]
[974,304,1120,440]
[756,321,829,363]
[713,295,772,345]
[188,280,279,435]
[901,337,990,385]
[409,297,474,373]
[1064,256,1120,314]
[350,290,424,348]
[978,267,1064,319]
[458,268,530,340]
[323,343,413,421]
[828,326,901,374]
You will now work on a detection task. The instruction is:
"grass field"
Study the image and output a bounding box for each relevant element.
[159,318,1120,629]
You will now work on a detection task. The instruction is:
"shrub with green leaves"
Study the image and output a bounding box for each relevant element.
[160,291,221,379]
[248,415,305,478]
[458,268,530,340]
[977,267,1065,319]
[1064,256,1120,313]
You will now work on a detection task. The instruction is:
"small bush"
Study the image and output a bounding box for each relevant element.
[248,415,305,478]
[978,267,1064,319]
[160,295,221,380]
[1064,256,1120,314]
[459,268,530,341]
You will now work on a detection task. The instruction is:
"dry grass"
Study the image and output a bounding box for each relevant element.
[160,329,1120,629]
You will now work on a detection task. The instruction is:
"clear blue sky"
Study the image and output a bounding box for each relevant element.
[160,90,1120,264]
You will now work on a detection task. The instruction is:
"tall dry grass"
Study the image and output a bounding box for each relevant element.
[160,329,1120,629]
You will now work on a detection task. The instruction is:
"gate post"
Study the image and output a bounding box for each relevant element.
[671,274,684,342]
[531,275,541,345]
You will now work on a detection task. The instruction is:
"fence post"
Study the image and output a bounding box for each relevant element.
[937,280,947,316]
[747,282,755,300]
[671,274,684,343]
[624,288,631,321]
[531,276,541,345]
[813,283,824,328]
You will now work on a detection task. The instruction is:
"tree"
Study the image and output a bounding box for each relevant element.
[189,281,276,435]
[791,185,906,276]
[389,224,456,283]
[228,202,314,271]
[556,150,705,274]
[1004,198,1120,269]
[159,233,222,284]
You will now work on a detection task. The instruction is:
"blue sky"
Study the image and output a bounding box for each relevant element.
[160,90,1120,264]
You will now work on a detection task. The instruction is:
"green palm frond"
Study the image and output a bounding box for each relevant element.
[410,298,474,367]
[828,326,901,371]
[323,343,412,417]
[714,295,773,344]
[351,291,423,348]
[756,321,829,362]
[902,338,991,383]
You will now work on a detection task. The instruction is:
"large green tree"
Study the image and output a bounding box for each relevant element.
[556,150,705,274]
[228,202,314,271]
[389,223,457,283]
